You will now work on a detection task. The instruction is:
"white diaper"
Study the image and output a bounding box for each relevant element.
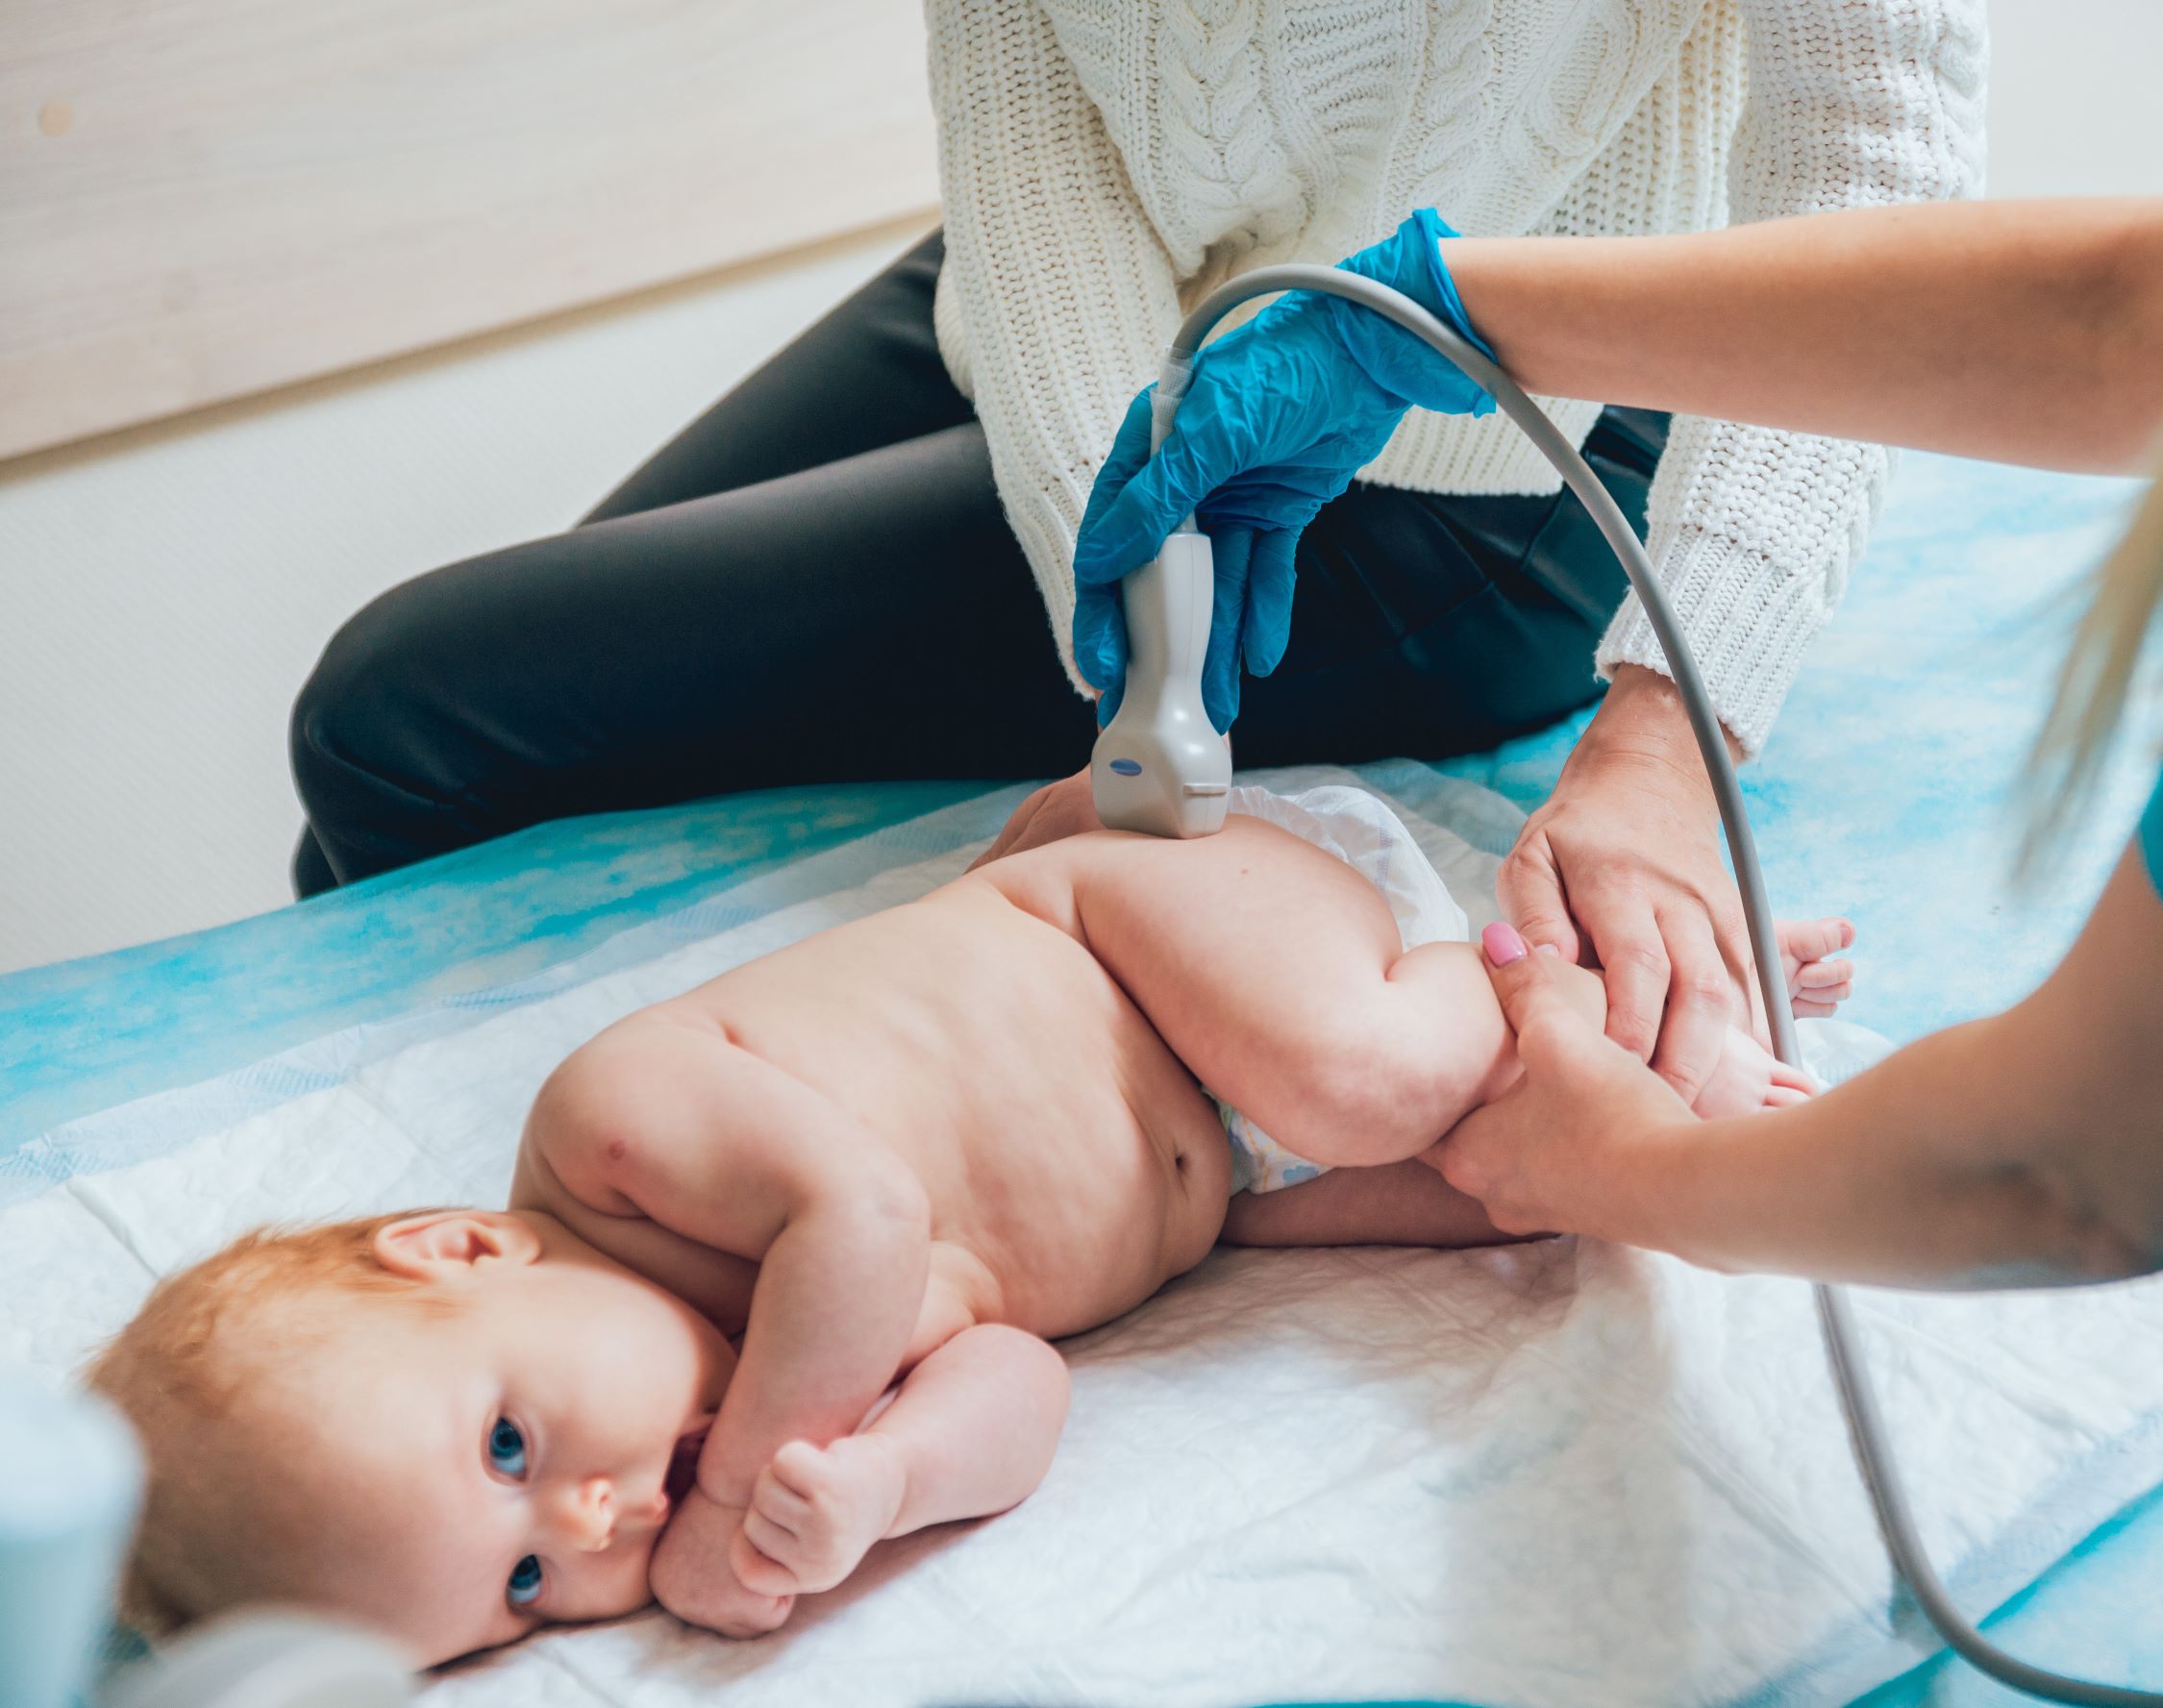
[1215,784,1470,1194]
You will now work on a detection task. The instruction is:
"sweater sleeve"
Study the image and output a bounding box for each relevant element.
[1594,0,1987,755]
[926,0,1185,697]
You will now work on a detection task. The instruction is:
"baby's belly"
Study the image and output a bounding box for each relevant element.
[680,883,1233,1340]
[946,1043,1234,1340]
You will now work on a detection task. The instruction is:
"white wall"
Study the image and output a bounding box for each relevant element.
[1984,0,2163,199]
[0,0,937,458]
[3,0,2160,973]
[0,219,927,972]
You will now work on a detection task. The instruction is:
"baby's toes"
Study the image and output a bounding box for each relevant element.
[1779,915,1855,973]
[730,1521,804,1598]
[738,1508,808,1592]
[1810,916,1856,955]
[1793,972,1853,1011]
[752,1460,815,1533]
[774,1437,906,1593]
[1769,1057,1818,1095]
[770,1438,839,1498]
[747,1448,866,1591]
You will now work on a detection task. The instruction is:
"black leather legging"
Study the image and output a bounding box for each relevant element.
[290,231,1665,896]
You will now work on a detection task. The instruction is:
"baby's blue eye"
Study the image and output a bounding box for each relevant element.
[508,1554,543,1607]
[488,1418,528,1478]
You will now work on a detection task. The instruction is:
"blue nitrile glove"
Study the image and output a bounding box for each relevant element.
[1074,209,1496,730]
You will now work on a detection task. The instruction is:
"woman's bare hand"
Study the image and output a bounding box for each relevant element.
[1499,665,1760,1106]
[1435,925,1701,1237]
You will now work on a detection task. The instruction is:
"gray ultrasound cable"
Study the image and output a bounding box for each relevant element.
[1159,263,2163,1706]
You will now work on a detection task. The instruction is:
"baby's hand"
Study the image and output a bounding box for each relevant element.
[651,1487,794,1639]
[1691,1025,1816,1119]
[732,1436,907,1597]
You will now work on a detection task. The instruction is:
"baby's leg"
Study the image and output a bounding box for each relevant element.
[733,1324,1068,1598]
[1221,1159,1530,1250]
[1073,817,1508,1168]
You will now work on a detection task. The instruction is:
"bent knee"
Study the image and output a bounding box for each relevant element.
[289,576,470,823]
[290,571,513,884]
[1268,1031,1450,1166]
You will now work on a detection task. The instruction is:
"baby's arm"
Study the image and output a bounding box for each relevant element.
[530,1012,932,1629]
[734,1324,1069,1601]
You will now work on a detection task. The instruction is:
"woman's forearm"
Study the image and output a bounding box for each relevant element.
[1446,200,2163,475]
[1591,850,2163,1289]
[1610,1016,2133,1288]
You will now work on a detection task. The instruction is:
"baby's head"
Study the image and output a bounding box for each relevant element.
[88,1208,733,1667]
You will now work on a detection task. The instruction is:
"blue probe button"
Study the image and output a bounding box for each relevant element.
[1108,758,1143,777]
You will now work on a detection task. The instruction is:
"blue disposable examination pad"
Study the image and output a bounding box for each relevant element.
[2,454,2157,1703]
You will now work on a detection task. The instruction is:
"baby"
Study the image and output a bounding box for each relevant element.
[90,788,1850,1668]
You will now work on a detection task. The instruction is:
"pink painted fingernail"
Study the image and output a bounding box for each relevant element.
[1481,921,1528,965]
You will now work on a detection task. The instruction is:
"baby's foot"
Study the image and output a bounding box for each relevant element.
[1693,1025,1822,1119]
[1762,1053,1817,1108]
[1777,916,1855,1020]
[732,1436,907,1598]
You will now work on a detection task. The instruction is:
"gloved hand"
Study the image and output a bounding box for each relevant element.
[1074,209,1497,730]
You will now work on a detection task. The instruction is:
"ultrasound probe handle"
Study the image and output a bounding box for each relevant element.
[1089,358,1232,838]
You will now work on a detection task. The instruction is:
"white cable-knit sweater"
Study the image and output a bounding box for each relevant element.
[926,0,1986,754]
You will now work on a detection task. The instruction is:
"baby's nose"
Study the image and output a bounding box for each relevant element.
[544,1475,615,1552]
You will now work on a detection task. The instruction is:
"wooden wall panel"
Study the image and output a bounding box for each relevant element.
[0,1,939,458]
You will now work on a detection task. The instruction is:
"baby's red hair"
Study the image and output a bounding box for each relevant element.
[84,1208,457,1629]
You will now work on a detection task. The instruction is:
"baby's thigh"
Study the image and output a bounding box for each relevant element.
[1074,818,1409,1123]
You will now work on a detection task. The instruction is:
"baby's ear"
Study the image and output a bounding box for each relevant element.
[372,1209,542,1281]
